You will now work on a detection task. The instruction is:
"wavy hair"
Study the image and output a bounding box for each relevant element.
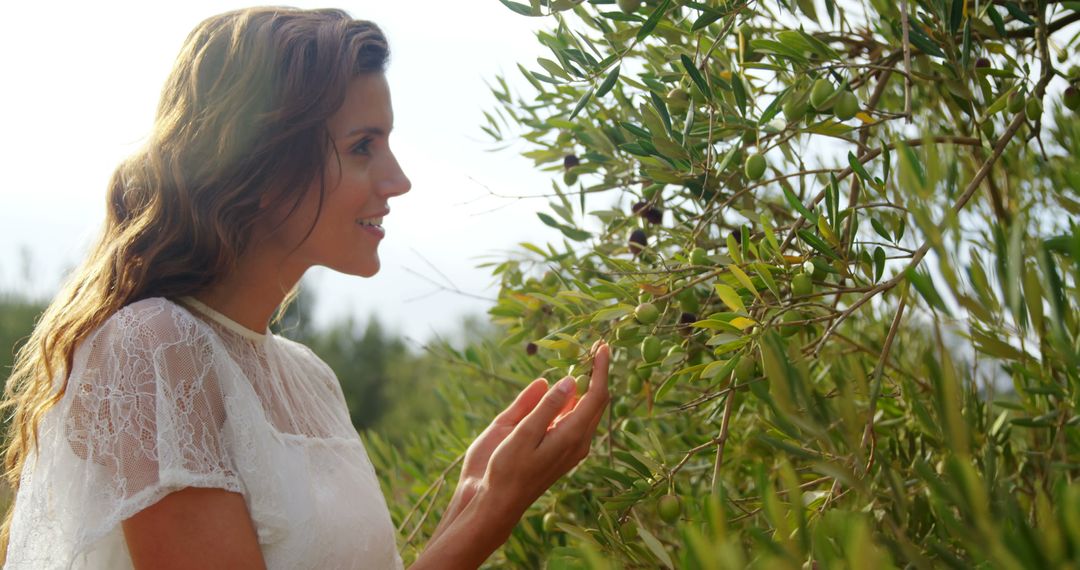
[0,7,389,559]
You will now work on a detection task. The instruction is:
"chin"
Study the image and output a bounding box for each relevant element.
[344,258,381,278]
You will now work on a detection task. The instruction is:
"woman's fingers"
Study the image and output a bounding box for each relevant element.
[548,392,579,431]
[494,378,549,427]
[513,376,577,445]
[545,343,611,443]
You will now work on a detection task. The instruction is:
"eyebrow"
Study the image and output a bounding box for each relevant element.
[345,125,393,138]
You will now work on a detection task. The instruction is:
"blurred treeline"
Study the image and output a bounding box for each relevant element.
[0,287,499,449]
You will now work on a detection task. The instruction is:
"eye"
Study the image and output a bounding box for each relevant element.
[350,137,373,156]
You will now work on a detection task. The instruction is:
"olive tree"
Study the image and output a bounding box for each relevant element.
[374,0,1080,567]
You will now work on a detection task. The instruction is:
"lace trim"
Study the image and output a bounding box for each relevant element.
[176,296,272,342]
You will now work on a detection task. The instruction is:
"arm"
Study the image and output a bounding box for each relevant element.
[122,487,267,570]
[408,484,520,570]
[427,479,478,545]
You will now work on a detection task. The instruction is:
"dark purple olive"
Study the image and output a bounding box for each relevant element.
[629,229,647,255]
[643,208,663,225]
[678,312,697,335]
[526,342,538,356]
[975,57,991,69]
[631,200,649,215]
[563,154,580,169]
[730,229,742,244]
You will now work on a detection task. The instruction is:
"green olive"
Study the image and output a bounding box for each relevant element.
[833,90,860,121]
[617,0,642,13]
[657,494,682,523]
[780,311,803,337]
[689,247,709,266]
[666,87,690,112]
[1025,96,1042,120]
[735,354,757,382]
[809,78,835,111]
[783,90,809,123]
[634,302,660,324]
[1008,91,1026,114]
[791,272,813,297]
[542,512,559,533]
[627,373,644,394]
[744,153,767,180]
[575,374,590,395]
[641,335,662,363]
[619,520,638,539]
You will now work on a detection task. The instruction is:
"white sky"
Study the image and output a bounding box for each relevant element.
[0,1,580,344]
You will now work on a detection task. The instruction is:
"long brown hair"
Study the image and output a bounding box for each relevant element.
[0,7,389,559]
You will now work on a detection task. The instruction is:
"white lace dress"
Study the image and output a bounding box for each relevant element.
[4,296,405,569]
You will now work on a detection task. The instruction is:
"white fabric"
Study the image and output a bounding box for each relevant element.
[4,296,404,569]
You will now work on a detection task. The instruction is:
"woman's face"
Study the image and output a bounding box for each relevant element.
[265,72,411,278]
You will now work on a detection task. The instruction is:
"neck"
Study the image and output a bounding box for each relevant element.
[192,247,307,335]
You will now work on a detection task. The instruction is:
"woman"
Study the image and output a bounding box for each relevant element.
[0,7,611,569]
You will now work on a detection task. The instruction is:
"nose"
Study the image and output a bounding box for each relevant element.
[380,150,411,199]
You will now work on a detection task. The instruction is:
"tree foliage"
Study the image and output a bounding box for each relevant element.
[379,0,1080,567]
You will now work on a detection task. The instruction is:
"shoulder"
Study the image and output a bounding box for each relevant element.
[273,334,325,366]
[81,297,211,359]
[272,335,338,383]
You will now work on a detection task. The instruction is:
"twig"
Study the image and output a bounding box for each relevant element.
[900,0,913,122]
[399,453,465,543]
[711,378,739,495]
[859,297,906,476]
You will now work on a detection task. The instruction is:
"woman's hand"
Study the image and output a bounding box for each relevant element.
[427,379,551,543]
[427,346,598,544]
[478,340,611,522]
[414,341,610,568]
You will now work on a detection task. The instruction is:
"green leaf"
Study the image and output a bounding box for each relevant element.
[691,8,724,31]
[848,151,873,186]
[728,264,760,300]
[714,283,747,313]
[649,91,673,136]
[637,524,675,568]
[620,121,652,138]
[903,20,946,57]
[569,86,594,120]
[595,65,621,98]
[782,185,818,223]
[798,229,840,260]
[1000,1,1035,24]
[971,329,1028,360]
[680,55,711,101]
[870,217,893,242]
[748,39,809,63]
[636,0,672,42]
[905,267,951,314]
[559,226,591,241]
[592,304,634,322]
[498,0,541,16]
[537,212,562,229]
[986,5,1007,36]
[538,57,572,80]
[731,72,747,116]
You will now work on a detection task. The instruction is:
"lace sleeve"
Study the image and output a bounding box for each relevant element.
[61,300,244,543]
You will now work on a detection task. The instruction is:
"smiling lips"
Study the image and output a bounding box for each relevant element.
[356,210,387,239]
[356,208,389,230]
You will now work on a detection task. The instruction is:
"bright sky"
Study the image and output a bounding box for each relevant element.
[0,1,578,344]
